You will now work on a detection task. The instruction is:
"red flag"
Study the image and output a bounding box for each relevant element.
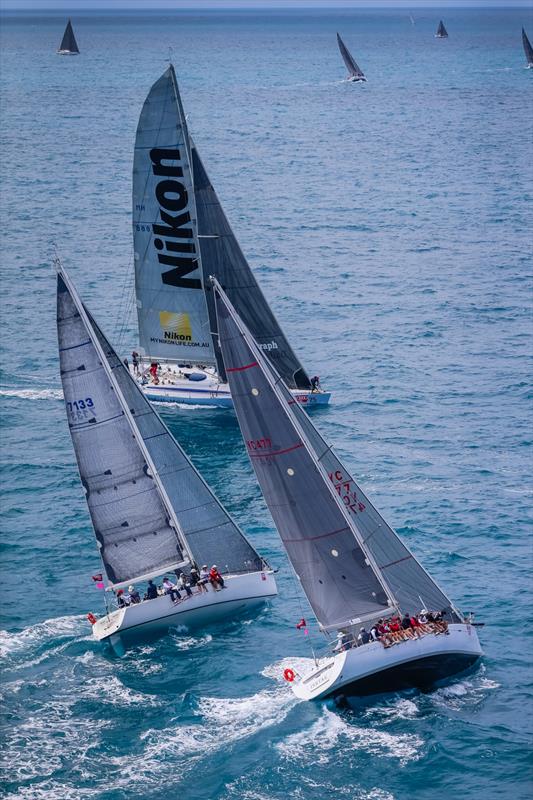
[296,618,307,630]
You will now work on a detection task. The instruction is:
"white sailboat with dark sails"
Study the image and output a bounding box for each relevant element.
[57,19,79,55]
[131,65,329,409]
[522,28,533,68]
[212,280,482,701]
[336,33,366,82]
[435,20,449,39]
[56,265,277,655]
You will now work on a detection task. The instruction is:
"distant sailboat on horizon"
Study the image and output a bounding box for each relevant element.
[435,20,448,39]
[57,19,79,55]
[522,28,533,68]
[336,33,366,82]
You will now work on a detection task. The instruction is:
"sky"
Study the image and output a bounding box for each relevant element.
[1,0,531,11]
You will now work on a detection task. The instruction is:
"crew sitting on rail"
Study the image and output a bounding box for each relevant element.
[209,565,225,590]
[144,580,158,601]
[357,627,372,645]
[175,571,193,597]
[189,568,208,594]
[334,631,354,652]
[162,576,181,602]
[128,585,141,604]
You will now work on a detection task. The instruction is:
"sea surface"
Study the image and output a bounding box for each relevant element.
[1,6,532,799]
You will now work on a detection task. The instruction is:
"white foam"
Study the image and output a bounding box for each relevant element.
[170,632,213,651]
[0,388,63,401]
[80,674,161,707]
[366,697,419,723]
[0,615,87,660]
[277,707,423,766]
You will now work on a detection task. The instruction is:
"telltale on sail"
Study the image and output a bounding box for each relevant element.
[130,64,329,408]
[212,278,482,700]
[57,19,79,55]
[56,263,276,655]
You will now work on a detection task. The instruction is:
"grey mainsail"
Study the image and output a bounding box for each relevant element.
[213,281,461,630]
[58,19,79,53]
[336,33,366,80]
[58,267,265,587]
[132,66,216,366]
[522,28,533,66]
[436,20,448,38]
[192,142,311,390]
[213,282,394,631]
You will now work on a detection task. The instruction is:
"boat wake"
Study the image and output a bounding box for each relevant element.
[0,387,63,401]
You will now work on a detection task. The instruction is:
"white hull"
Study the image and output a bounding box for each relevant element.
[130,363,330,408]
[92,571,277,651]
[57,50,79,55]
[290,624,482,701]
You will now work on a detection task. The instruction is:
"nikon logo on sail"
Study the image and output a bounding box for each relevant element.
[150,148,201,290]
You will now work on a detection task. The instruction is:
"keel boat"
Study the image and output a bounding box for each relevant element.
[336,33,367,82]
[130,65,329,408]
[435,20,449,39]
[212,280,482,701]
[522,28,533,68]
[57,19,79,55]
[56,264,277,654]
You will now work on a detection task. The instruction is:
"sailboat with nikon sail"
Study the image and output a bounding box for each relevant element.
[212,279,482,700]
[56,265,276,654]
[130,65,329,409]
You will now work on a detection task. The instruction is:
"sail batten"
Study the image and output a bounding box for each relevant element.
[214,281,461,629]
[133,66,216,365]
[58,267,266,586]
[336,33,365,79]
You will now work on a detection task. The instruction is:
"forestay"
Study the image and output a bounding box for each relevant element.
[132,66,215,365]
[214,282,461,629]
[58,19,79,53]
[58,270,264,587]
[214,283,392,631]
[192,142,311,390]
[336,33,365,79]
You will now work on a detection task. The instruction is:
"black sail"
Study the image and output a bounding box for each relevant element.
[59,19,79,53]
[436,20,448,38]
[192,142,311,390]
[336,33,365,79]
[522,28,533,66]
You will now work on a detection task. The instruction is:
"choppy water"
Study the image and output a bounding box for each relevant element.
[1,7,532,799]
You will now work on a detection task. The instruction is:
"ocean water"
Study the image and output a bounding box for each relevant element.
[1,7,532,799]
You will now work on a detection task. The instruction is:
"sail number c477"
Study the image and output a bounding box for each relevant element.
[149,148,201,291]
[329,470,366,515]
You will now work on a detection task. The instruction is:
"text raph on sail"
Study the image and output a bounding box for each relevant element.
[56,264,276,655]
[336,33,366,82]
[57,19,79,54]
[212,279,482,700]
[130,65,329,408]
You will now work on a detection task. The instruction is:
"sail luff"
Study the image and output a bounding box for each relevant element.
[213,279,397,629]
[58,265,196,574]
[522,28,533,66]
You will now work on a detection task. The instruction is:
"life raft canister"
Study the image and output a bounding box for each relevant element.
[87,612,97,625]
[283,668,295,683]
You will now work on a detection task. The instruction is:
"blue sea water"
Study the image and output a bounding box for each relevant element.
[1,6,532,799]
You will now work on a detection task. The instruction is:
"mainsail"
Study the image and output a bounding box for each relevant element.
[132,66,216,365]
[58,19,79,53]
[213,281,461,630]
[436,20,448,38]
[336,33,366,80]
[57,267,264,588]
[192,142,311,389]
[522,28,533,67]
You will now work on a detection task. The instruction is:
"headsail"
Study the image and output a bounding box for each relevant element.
[58,19,79,53]
[436,20,448,38]
[213,281,395,631]
[192,142,311,389]
[58,267,265,588]
[132,66,215,365]
[522,28,533,67]
[213,281,461,629]
[336,33,366,80]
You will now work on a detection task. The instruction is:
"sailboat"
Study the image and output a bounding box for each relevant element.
[212,279,482,700]
[131,65,330,409]
[435,20,449,39]
[336,33,366,82]
[57,19,79,55]
[56,264,277,655]
[522,28,533,68]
